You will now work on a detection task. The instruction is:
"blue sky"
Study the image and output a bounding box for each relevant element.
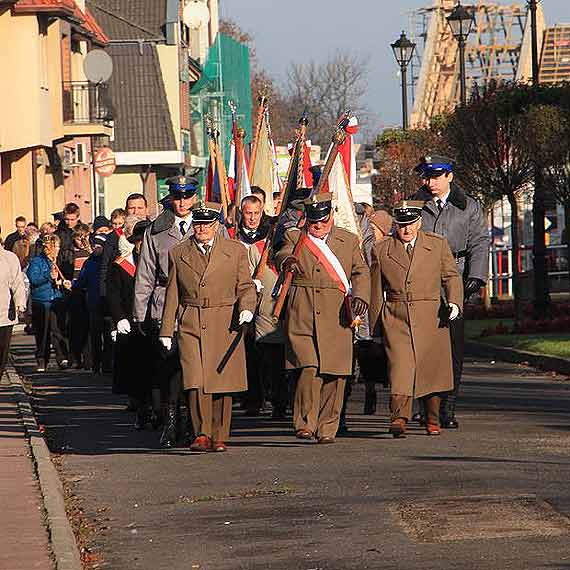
[219,0,569,137]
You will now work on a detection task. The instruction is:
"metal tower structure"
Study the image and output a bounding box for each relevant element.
[410,0,545,127]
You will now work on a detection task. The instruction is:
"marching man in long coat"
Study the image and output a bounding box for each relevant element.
[160,202,256,452]
[275,193,370,444]
[369,201,463,437]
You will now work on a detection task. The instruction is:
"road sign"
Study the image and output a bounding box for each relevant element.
[94,147,116,177]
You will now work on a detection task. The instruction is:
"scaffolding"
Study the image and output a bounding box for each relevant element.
[410,0,545,127]
[539,24,570,84]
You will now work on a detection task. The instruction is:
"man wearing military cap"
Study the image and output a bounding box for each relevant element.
[412,155,489,428]
[133,175,199,448]
[159,202,256,452]
[369,200,463,437]
[275,192,370,444]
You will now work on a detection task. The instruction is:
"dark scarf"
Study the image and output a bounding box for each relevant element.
[237,214,272,244]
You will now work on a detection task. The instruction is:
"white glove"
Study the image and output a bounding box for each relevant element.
[117,319,131,334]
[253,279,264,293]
[448,303,460,321]
[159,337,172,351]
[238,310,254,325]
[111,330,118,342]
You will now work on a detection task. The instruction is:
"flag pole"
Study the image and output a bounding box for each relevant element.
[272,111,352,321]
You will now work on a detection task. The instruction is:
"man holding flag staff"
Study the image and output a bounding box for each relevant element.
[275,193,370,444]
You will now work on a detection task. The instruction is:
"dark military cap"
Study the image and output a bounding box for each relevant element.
[413,154,455,177]
[128,219,151,243]
[392,200,424,225]
[191,201,222,224]
[166,175,199,198]
[303,192,333,222]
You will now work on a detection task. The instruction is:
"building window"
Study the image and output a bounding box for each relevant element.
[39,17,49,90]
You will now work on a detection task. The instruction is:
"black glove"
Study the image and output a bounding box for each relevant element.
[464,278,485,299]
[282,256,303,276]
[351,297,368,317]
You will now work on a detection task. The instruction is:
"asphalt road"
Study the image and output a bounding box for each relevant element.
[11,332,570,570]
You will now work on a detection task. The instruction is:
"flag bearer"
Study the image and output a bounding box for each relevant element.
[275,193,370,444]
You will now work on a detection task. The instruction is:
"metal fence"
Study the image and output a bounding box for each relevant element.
[488,244,569,298]
[62,81,113,124]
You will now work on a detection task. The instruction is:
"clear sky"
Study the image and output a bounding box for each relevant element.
[219,0,569,138]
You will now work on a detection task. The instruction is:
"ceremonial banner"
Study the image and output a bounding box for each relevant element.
[322,116,361,238]
[250,111,275,215]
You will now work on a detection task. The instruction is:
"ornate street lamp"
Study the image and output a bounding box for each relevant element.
[447,1,475,106]
[391,31,416,130]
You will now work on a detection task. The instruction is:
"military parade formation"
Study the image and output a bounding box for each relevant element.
[82,147,486,453]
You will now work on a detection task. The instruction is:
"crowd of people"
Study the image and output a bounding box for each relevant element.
[0,153,489,451]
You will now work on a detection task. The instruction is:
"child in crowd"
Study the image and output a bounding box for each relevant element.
[111,208,127,230]
[69,224,92,368]
[74,233,112,374]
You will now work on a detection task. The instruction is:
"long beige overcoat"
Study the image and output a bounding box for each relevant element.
[160,235,256,393]
[275,226,370,376]
[369,231,463,398]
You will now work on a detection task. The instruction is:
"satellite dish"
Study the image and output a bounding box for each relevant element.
[83,49,113,83]
[183,1,210,29]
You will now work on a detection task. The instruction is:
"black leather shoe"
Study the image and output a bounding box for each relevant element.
[160,405,177,448]
[441,417,459,429]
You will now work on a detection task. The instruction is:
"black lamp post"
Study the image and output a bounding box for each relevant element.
[447,1,475,106]
[391,31,416,130]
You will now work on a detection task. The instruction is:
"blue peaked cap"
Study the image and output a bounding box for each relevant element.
[414,154,455,176]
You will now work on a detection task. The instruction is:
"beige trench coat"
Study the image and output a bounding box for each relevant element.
[369,231,463,398]
[275,226,370,376]
[160,235,256,393]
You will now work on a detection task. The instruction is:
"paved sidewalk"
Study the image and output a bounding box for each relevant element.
[0,371,52,570]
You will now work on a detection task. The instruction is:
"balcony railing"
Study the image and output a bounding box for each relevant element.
[62,81,113,125]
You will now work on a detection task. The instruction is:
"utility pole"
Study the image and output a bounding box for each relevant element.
[529,0,549,318]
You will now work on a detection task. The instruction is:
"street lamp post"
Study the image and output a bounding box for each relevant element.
[447,1,475,106]
[527,0,549,317]
[391,31,416,130]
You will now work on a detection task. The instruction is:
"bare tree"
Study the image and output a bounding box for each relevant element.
[285,52,370,146]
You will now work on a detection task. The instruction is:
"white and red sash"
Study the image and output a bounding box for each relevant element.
[305,234,350,296]
[114,256,136,278]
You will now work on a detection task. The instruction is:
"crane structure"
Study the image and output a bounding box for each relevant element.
[410,0,545,127]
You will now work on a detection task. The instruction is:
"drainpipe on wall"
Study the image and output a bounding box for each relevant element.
[31,149,39,224]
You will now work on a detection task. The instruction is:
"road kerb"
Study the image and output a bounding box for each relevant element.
[5,363,83,570]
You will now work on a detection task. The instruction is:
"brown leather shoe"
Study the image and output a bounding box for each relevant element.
[426,424,441,436]
[295,429,313,440]
[389,418,407,438]
[190,434,212,451]
[211,441,227,452]
[317,436,335,444]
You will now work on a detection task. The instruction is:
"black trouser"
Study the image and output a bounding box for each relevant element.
[31,300,68,365]
[440,317,465,417]
[69,290,90,366]
[0,325,13,378]
[258,342,288,412]
[88,308,113,372]
[244,332,262,411]
[145,320,182,405]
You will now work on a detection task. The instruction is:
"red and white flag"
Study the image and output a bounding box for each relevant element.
[322,116,360,237]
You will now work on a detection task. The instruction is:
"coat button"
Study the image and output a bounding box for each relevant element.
[200,282,206,287]
[201,325,206,329]
[316,289,321,293]
[316,310,321,315]
[316,268,321,272]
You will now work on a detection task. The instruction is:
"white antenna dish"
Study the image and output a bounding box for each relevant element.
[83,49,113,83]
[183,1,210,29]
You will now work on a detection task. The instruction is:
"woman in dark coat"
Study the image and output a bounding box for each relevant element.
[107,217,151,428]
